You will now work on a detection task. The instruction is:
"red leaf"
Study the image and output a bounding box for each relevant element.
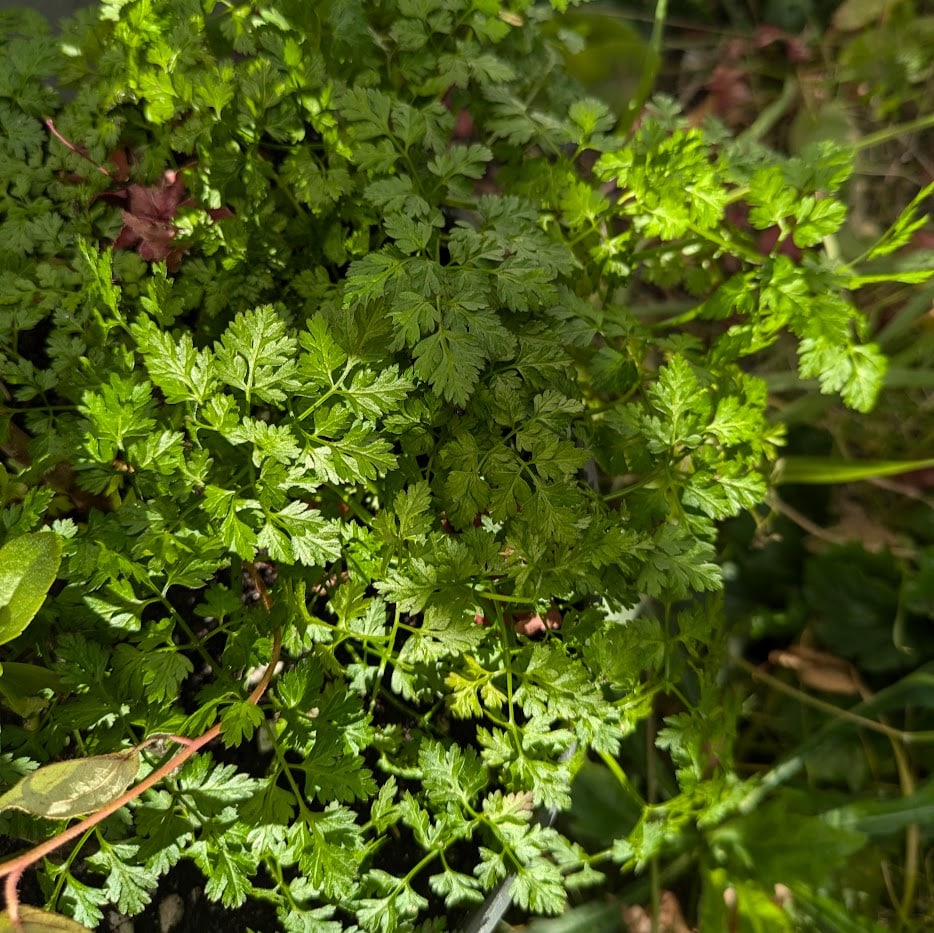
[107,147,131,182]
[46,122,231,270]
[117,211,177,259]
[110,169,214,269]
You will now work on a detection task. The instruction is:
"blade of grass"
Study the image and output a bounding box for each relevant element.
[619,0,668,135]
[876,285,934,348]
[775,456,934,485]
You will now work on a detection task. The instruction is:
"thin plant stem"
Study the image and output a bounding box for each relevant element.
[736,651,920,922]
[733,654,934,745]
[0,629,282,930]
[739,75,798,144]
[854,113,934,152]
[620,0,669,135]
[646,710,659,933]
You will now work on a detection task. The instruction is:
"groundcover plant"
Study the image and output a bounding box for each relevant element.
[0,0,925,930]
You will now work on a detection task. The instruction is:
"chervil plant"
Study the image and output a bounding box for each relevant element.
[0,1,925,930]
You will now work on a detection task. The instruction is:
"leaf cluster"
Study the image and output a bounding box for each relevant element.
[0,0,927,930]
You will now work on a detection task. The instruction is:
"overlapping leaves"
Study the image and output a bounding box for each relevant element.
[0,0,915,930]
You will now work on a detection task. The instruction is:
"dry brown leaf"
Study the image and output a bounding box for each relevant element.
[823,499,906,554]
[769,644,867,697]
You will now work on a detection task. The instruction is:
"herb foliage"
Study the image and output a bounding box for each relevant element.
[0,0,916,929]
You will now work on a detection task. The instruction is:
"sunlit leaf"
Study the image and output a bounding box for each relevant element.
[0,662,63,717]
[833,0,893,31]
[0,906,91,932]
[0,749,140,819]
[0,532,62,647]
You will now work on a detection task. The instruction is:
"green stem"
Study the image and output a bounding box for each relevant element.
[733,654,934,745]
[471,588,537,605]
[47,826,96,912]
[620,0,669,135]
[262,718,312,819]
[604,471,660,501]
[294,361,353,423]
[854,112,934,152]
[495,605,517,732]
[401,850,441,891]
[738,75,798,144]
[598,749,645,806]
[684,219,763,265]
[370,604,402,715]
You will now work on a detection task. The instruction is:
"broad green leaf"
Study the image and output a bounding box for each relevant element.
[0,906,91,932]
[731,879,794,933]
[0,748,140,818]
[847,271,934,287]
[822,778,934,837]
[707,797,865,889]
[700,868,795,933]
[566,761,643,845]
[0,661,63,717]
[0,531,62,648]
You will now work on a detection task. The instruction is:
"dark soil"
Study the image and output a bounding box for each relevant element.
[104,860,279,933]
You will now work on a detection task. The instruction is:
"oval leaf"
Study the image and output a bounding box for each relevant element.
[0,906,91,932]
[0,532,62,647]
[0,661,63,717]
[0,749,140,819]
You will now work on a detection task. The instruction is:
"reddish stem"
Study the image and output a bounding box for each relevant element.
[0,628,282,929]
[44,119,111,177]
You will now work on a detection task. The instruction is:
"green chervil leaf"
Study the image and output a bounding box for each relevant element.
[2,0,921,928]
[87,842,156,916]
[419,741,488,806]
[220,700,265,747]
[132,315,218,404]
[295,806,365,900]
[190,826,258,908]
[214,306,301,406]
